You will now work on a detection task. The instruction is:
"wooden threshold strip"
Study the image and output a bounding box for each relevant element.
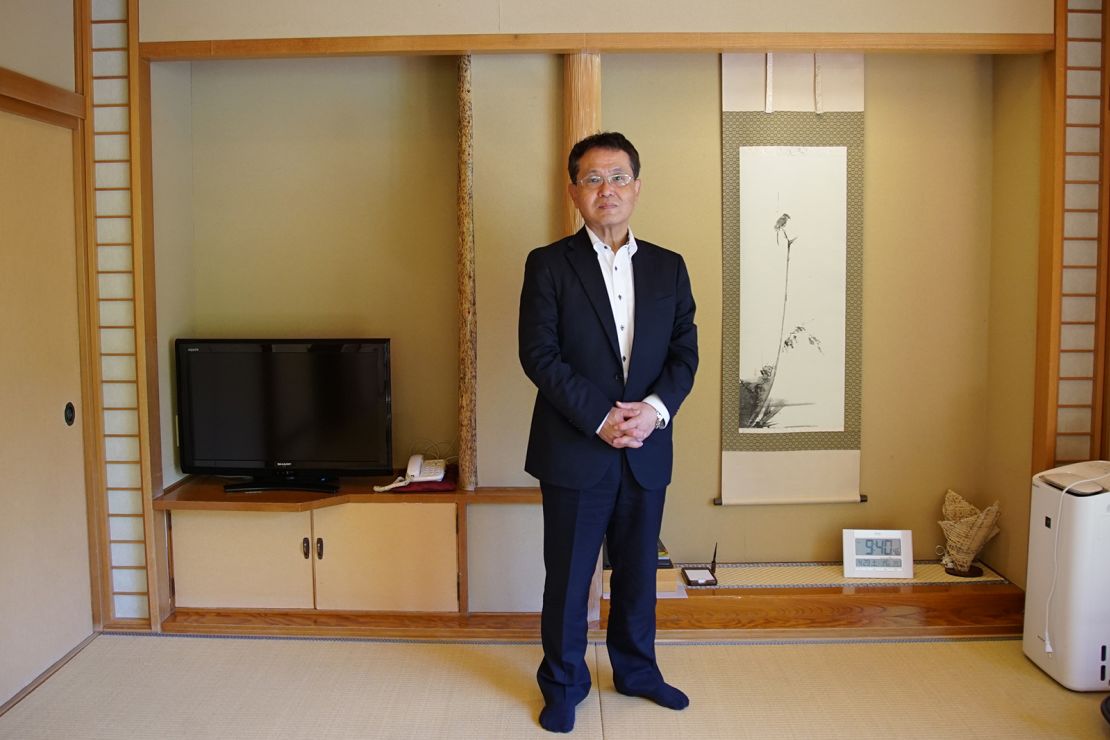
[139,32,1055,61]
[161,608,543,640]
[0,634,97,718]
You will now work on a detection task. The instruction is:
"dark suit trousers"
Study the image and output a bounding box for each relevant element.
[537,454,666,707]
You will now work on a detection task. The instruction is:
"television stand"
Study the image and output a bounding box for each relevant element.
[223,475,340,494]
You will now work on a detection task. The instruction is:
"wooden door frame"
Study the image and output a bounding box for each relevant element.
[127,12,1095,629]
[0,71,108,632]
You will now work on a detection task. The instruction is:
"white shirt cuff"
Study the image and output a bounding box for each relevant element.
[642,394,670,428]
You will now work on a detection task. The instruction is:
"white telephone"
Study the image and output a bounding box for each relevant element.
[406,454,446,482]
[373,454,446,492]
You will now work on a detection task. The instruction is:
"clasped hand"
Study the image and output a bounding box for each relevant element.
[597,401,656,449]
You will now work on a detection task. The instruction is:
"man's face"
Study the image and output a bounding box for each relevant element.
[568,147,641,237]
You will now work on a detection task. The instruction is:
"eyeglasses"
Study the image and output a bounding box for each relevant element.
[575,173,636,189]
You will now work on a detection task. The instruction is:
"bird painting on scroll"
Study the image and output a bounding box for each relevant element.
[738,146,847,433]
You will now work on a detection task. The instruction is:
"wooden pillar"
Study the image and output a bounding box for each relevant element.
[562,51,605,625]
[562,52,601,234]
[456,55,478,491]
[1034,0,1108,468]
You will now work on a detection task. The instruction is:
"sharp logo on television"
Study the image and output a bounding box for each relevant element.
[276,461,292,467]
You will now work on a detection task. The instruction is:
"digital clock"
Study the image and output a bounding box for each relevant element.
[842,529,914,578]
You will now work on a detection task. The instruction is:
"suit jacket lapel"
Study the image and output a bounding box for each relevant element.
[565,228,622,362]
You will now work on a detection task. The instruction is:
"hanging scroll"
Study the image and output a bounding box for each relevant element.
[720,54,865,505]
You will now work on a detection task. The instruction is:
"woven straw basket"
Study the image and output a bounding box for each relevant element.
[937,489,1000,574]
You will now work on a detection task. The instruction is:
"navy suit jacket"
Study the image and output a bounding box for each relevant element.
[518,228,698,490]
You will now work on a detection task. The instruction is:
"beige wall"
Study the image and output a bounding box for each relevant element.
[137,0,1052,41]
[150,56,460,476]
[150,52,1041,581]
[472,54,1039,579]
[473,54,563,484]
[150,62,194,486]
[853,54,998,559]
[0,0,75,90]
[982,54,1042,587]
[613,54,1001,565]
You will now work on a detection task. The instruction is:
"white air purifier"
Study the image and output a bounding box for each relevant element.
[1023,460,1110,691]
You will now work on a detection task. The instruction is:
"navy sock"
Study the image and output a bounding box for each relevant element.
[538,702,576,733]
[618,681,689,710]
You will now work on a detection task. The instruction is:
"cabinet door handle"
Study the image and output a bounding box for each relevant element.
[302,537,310,559]
[316,537,324,560]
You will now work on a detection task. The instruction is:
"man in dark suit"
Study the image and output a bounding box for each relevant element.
[518,132,698,733]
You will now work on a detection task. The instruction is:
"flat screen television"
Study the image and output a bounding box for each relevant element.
[175,338,392,492]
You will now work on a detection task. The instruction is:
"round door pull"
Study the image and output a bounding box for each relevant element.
[64,402,76,426]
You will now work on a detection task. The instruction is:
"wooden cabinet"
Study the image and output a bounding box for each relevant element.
[156,476,541,622]
[172,510,314,609]
[170,502,458,612]
[313,504,457,611]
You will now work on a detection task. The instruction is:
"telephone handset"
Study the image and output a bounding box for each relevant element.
[406,454,446,483]
[372,454,446,492]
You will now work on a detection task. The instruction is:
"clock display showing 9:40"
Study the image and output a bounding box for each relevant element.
[856,537,901,556]
[842,529,914,579]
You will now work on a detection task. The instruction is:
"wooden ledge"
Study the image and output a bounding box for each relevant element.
[650,581,1024,638]
[154,476,541,511]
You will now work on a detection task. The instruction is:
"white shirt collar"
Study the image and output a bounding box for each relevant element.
[585,226,637,257]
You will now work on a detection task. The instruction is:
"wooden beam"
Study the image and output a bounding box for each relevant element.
[134,54,172,630]
[0,67,84,128]
[77,9,117,632]
[0,66,85,118]
[1032,45,1064,474]
[561,51,603,624]
[74,0,111,633]
[562,52,601,234]
[456,502,469,614]
[138,32,1055,62]
[1094,7,1110,459]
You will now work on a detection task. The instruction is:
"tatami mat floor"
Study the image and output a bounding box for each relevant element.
[1,633,1106,739]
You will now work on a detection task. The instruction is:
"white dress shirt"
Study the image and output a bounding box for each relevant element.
[586,226,670,433]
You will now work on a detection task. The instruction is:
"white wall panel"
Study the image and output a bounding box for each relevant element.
[467,504,544,613]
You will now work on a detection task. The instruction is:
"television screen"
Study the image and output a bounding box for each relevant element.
[175,338,392,491]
